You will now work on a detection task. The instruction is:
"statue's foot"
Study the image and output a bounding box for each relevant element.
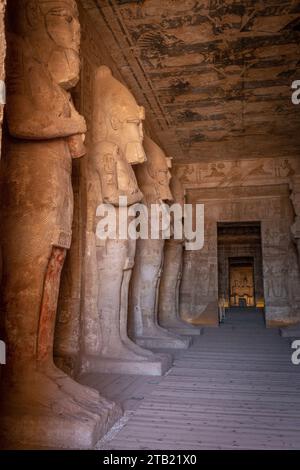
[161,317,201,332]
[0,369,121,449]
[120,335,155,358]
[100,341,151,362]
[141,323,181,340]
[43,364,115,415]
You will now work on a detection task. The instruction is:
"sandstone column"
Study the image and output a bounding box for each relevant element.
[0,0,5,149]
[290,175,300,265]
[0,1,120,449]
[279,176,300,336]
[129,136,191,350]
[158,176,201,336]
[0,0,6,383]
[80,66,171,376]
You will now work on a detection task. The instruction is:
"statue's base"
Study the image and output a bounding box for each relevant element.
[0,395,121,450]
[280,325,300,338]
[135,333,192,350]
[81,353,172,376]
[169,326,202,336]
[160,320,203,336]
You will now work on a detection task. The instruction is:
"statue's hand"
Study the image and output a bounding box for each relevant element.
[67,134,86,159]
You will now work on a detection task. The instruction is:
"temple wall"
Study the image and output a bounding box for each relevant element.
[176,157,300,328]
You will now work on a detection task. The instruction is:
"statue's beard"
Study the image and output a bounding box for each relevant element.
[48,48,80,90]
[125,141,146,165]
[158,186,173,202]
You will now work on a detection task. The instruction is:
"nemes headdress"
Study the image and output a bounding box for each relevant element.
[10,0,78,34]
[93,66,145,131]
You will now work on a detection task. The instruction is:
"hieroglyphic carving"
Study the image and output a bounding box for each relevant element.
[175,157,300,189]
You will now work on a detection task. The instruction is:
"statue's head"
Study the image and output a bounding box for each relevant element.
[144,136,173,201]
[92,66,146,165]
[10,0,81,89]
[143,136,173,202]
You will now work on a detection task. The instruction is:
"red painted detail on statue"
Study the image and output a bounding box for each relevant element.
[37,247,66,364]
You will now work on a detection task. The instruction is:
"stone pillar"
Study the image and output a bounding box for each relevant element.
[80,66,171,376]
[0,1,120,450]
[0,0,5,148]
[290,175,300,265]
[158,176,201,336]
[129,137,191,350]
[282,175,300,333]
[0,0,6,383]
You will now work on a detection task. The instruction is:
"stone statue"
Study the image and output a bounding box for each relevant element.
[81,66,171,376]
[290,176,300,265]
[0,0,120,449]
[158,175,200,336]
[129,136,191,349]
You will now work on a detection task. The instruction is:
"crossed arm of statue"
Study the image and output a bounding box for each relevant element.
[6,60,87,141]
[92,141,142,206]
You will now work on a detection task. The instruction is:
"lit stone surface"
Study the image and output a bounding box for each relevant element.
[0,0,120,449]
[0,0,299,450]
[129,136,191,350]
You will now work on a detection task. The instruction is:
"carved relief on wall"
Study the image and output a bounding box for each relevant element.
[175,157,300,189]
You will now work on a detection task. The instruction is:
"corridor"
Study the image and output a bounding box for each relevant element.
[90,310,300,450]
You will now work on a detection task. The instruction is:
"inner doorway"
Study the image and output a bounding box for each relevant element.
[229,257,255,307]
[217,222,265,320]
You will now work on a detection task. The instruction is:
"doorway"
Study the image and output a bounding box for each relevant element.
[229,257,255,307]
[217,222,265,318]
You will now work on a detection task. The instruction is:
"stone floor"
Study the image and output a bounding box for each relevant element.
[81,309,300,450]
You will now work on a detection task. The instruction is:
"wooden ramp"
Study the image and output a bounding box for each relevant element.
[92,310,300,450]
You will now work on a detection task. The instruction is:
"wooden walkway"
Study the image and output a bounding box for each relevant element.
[87,310,300,450]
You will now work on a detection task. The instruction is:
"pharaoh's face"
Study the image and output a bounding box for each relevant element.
[43,2,81,88]
[123,118,146,165]
[118,107,146,165]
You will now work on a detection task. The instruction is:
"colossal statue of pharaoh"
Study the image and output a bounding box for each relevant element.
[81,66,171,376]
[129,136,191,349]
[158,175,201,336]
[0,0,120,449]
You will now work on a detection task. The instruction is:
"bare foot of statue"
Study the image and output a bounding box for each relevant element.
[0,367,122,449]
[99,341,153,362]
[43,363,116,414]
[120,334,156,358]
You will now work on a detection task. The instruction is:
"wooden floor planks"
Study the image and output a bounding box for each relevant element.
[88,310,300,450]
